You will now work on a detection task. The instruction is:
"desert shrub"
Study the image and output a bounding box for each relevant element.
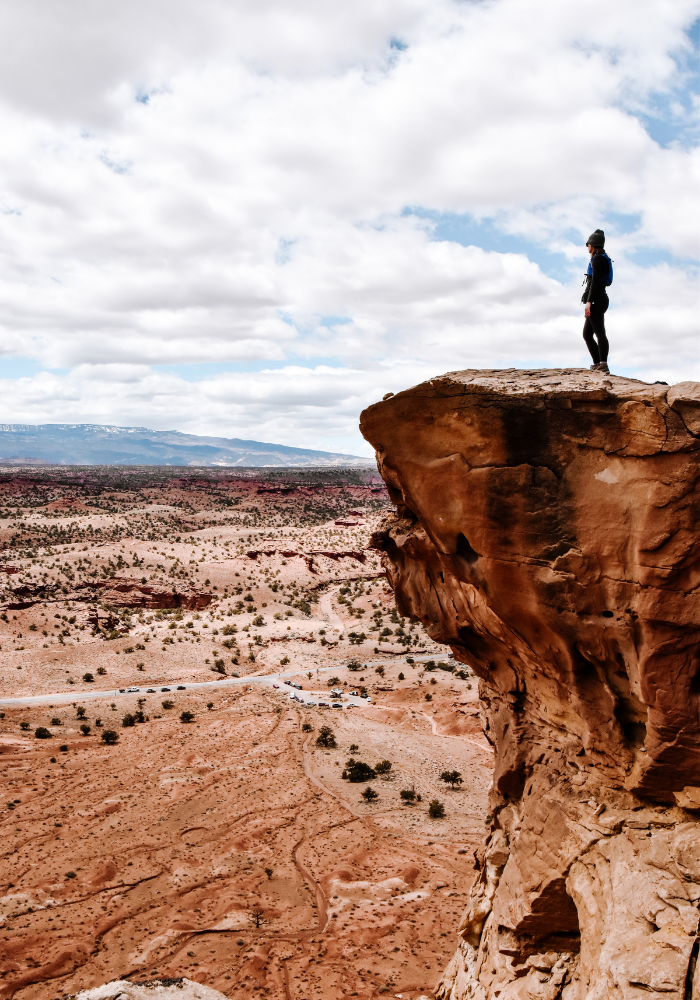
[101,730,118,744]
[440,770,463,788]
[207,702,213,710]
[344,759,376,782]
[315,725,337,748]
[347,658,363,671]
[122,713,136,727]
[212,659,226,674]
[361,787,378,802]
[428,799,445,818]
[349,743,359,752]
[35,727,52,739]
[59,744,68,752]
[180,710,195,723]
[424,660,436,671]
[51,718,61,726]
[375,760,392,774]
[398,672,404,680]
[400,788,417,804]
[95,718,102,726]
[162,699,174,709]
[301,722,313,732]
[252,615,264,627]
[97,666,107,676]
[19,721,30,731]
[222,624,236,635]
[406,657,414,664]
[280,656,290,665]
[326,677,341,687]
[76,706,87,719]
[425,693,432,702]
[375,666,385,677]
[79,724,91,735]
[83,673,94,682]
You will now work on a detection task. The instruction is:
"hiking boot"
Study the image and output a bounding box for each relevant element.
[597,362,610,374]
[589,364,600,370]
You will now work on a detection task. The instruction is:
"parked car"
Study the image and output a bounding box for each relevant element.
[146,688,156,693]
[161,687,170,692]
[176,685,186,690]
[272,684,279,689]
[349,690,359,696]
[360,692,369,698]
[127,687,140,693]
[331,702,343,709]
[318,702,329,708]
[307,700,317,706]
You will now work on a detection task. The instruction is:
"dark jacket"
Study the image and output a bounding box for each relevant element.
[582,252,611,306]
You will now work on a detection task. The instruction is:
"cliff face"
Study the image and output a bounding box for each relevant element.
[360,369,700,1000]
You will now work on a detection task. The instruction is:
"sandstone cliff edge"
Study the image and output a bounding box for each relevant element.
[360,369,700,999]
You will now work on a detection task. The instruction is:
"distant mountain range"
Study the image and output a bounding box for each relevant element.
[0,423,373,468]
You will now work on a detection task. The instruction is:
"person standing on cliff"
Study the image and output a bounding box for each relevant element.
[581,229,613,374]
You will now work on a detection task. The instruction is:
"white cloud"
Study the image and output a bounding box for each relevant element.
[0,0,697,453]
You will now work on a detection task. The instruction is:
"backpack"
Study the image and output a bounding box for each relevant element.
[587,252,613,286]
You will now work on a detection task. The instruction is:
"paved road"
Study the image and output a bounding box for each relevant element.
[0,654,446,708]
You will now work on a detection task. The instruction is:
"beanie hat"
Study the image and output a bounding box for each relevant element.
[586,229,605,247]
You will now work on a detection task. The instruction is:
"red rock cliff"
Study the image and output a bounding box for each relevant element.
[360,369,700,999]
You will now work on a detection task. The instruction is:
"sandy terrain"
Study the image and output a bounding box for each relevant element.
[0,468,491,999]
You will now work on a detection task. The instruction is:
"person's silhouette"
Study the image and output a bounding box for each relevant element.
[581,229,613,374]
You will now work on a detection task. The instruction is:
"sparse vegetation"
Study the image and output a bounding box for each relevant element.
[162,700,174,709]
[301,722,313,732]
[35,727,52,739]
[247,905,269,928]
[361,786,378,802]
[400,788,417,804]
[343,759,376,782]
[315,725,337,748]
[101,730,119,744]
[79,724,91,735]
[440,770,463,788]
[375,759,392,774]
[429,799,446,818]
[180,710,195,723]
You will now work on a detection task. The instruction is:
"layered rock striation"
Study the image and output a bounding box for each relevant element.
[360,369,700,999]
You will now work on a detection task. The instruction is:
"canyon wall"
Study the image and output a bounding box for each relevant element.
[360,369,700,999]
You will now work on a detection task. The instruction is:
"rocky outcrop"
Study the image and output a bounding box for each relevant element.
[75,577,213,610]
[360,369,700,999]
[71,978,226,999]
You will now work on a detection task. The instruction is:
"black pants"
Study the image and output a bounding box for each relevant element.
[583,293,609,364]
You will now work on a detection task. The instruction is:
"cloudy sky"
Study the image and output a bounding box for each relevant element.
[0,0,698,457]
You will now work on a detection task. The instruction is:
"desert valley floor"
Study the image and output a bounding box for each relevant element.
[0,467,492,1000]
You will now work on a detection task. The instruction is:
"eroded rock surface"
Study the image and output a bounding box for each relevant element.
[71,980,226,1000]
[360,369,700,999]
[75,577,213,610]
